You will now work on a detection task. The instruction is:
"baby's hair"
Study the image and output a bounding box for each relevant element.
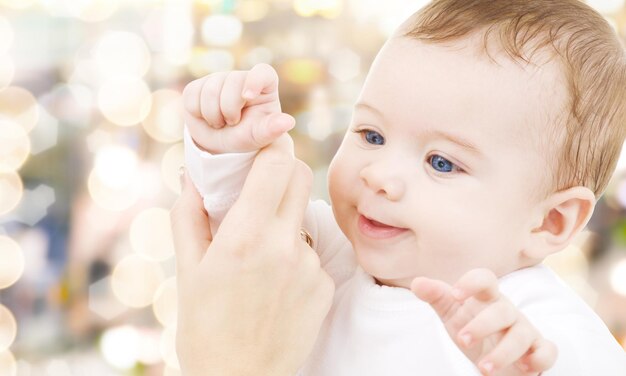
[405,0,626,198]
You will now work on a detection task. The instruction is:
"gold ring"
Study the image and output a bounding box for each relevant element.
[300,228,313,247]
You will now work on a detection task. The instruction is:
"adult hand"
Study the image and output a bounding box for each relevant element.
[171,135,335,376]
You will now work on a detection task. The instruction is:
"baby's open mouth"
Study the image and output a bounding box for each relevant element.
[358,214,408,239]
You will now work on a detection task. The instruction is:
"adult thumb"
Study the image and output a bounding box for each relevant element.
[170,167,212,275]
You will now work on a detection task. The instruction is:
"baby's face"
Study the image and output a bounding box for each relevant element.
[328,35,566,287]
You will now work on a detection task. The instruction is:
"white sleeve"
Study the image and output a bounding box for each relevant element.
[183,126,256,233]
[184,126,357,287]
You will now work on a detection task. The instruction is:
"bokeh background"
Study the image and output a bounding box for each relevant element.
[0,0,626,374]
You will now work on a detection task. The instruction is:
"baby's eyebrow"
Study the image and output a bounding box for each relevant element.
[427,129,483,156]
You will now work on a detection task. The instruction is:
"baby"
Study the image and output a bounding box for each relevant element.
[182,0,626,374]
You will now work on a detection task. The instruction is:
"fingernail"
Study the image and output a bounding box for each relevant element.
[480,361,494,374]
[459,332,472,347]
[178,165,186,189]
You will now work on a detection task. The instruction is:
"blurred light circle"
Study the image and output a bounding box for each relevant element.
[100,325,139,369]
[152,277,177,327]
[130,208,175,262]
[281,59,323,85]
[0,120,30,173]
[236,0,270,22]
[161,143,184,194]
[142,89,184,143]
[0,55,13,90]
[67,0,119,22]
[0,87,39,133]
[136,328,162,365]
[0,351,16,376]
[329,49,361,82]
[0,173,23,215]
[586,0,625,14]
[97,77,152,126]
[111,254,165,308]
[0,305,16,352]
[189,49,235,78]
[94,31,151,78]
[0,17,13,54]
[87,170,139,211]
[160,326,179,369]
[201,14,243,47]
[0,236,24,289]
[610,259,626,297]
[94,144,138,189]
[0,0,35,9]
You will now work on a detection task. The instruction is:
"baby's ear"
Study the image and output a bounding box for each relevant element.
[523,186,596,260]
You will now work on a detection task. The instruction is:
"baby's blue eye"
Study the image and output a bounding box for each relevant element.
[363,130,385,145]
[430,155,455,173]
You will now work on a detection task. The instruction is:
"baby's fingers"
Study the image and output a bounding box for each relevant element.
[457,299,517,348]
[453,268,499,302]
[242,63,279,100]
[517,338,557,374]
[478,320,539,375]
[411,277,457,321]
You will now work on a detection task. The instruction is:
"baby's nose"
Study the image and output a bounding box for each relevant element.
[359,162,406,201]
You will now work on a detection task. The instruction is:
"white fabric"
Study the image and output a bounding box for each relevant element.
[184,130,626,375]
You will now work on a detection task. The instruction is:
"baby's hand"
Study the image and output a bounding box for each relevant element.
[411,269,557,376]
[182,63,295,154]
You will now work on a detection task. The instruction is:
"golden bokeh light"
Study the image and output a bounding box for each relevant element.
[130,208,175,262]
[67,0,120,22]
[159,325,179,369]
[97,77,152,126]
[141,89,184,143]
[94,31,151,78]
[0,86,39,133]
[161,143,184,194]
[0,305,17,352]
[0,236,24,289]
[152,277,177,328]
[0,351,16,376]
[111,255,165,308]
[0,119,31,173]
[236,0,270,22]
[0,172,23,215]
[188,48,235,77]
[281,59,324,85]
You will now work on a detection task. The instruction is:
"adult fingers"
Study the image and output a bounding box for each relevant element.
[453,268,499,302]
[220,71,248,126]
[242,63,279,100]
[411,277,457,321]
[277,159,313,233]
[227,134,295,224]
[170,168,212,276]
[457,299,518,348]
